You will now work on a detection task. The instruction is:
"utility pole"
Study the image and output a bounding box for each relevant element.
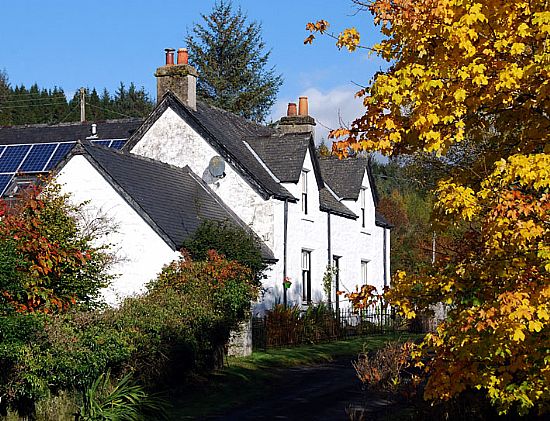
[80,88,86,122]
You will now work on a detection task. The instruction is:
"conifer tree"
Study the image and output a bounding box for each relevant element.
[186,0,282,122]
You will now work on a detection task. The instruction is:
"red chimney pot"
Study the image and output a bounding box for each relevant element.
[164,48,175,66]
[298,96,309,116]
[177,48,189,65]
[287,103,297,117]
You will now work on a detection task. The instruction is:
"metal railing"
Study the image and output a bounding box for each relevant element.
[252,306,412,350]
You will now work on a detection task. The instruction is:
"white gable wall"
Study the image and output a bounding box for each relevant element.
[130,108,275,250]
[339,169,389,296]
[56,155,180,306]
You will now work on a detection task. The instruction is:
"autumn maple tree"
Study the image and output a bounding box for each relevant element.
[307,0,549,415]
[0,183,112,314]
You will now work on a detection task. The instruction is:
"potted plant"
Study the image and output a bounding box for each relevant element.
[283,276,292,289]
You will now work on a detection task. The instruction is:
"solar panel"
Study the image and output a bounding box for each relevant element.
[93,140,112,147]
[0,145,31,172]
[0,138,129,197]
[111,140,126,149]
[44,142,76,171]
[0,174,12,196]
[20,144,58,172]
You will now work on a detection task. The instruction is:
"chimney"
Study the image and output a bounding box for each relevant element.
[287,103,297,117]
[298,97,308,116]
[278,96,316,135]
[155,47,198,110]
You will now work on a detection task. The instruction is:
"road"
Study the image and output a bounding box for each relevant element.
[203,357,390,420]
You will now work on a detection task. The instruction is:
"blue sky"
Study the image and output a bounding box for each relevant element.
[0,0,387,140]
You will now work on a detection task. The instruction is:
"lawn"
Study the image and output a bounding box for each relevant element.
[171,332,422,418]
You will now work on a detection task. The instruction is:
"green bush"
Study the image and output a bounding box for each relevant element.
[182,220,267,281]
[0,251,256,416]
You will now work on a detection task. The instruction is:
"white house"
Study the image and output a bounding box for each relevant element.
[0,49,392,313]
[111,50,392,312]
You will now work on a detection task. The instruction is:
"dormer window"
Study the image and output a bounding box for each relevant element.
[301,170,308,214]
[360,187,367,228]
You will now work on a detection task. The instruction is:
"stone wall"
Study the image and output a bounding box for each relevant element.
[228,319,253,357]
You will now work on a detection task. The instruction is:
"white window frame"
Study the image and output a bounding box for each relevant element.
[302,250,312,303]
[301,170,309,215]
[361,260,369,285]
[360,187,367,228]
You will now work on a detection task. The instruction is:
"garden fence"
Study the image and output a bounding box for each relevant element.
[252,306,424,350]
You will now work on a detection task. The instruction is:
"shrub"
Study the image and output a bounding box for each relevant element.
[352,340,417,394]
[76,370,169,421]
[182,220,267,281]
[0,251,257,415]
[262,304,340,347]
[0,183,113,314]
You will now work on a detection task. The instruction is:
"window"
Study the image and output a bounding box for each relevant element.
[361,260,369,285]
[302,250,311,303]
[301,170,308,214]
[360,187,367,228]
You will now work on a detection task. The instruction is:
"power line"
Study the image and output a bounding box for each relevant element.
[57,103,81,125]
[0,97,69,104]
[85,102,134,118]
[0,102,69,109]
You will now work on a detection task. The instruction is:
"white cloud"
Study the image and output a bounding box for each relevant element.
[271,85,365,145]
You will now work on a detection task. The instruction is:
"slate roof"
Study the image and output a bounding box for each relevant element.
[318,157,372,201]
[122,92,383,223]
[319,188,357,219]
[318,156,391,227]
[65,141,275,261]
[0,119,143,145]
[245,133,311,183]
[124,93,295,201]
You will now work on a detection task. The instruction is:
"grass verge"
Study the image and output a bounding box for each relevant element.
[172,332,423,418]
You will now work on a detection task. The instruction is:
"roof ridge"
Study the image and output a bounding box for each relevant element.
[82,141,193,175]
[196,99,271,132]
[0,117,143,130]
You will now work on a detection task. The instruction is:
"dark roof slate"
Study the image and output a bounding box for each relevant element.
[319,156,392,227]
[70,142,275,260]
[319,188,357,219]
[124,93,294,201]
[0,119,143,145]
[318,157,370,201]
[245,133,311,183]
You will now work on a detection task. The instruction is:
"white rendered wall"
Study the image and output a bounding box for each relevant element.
[56,155,180,306]
[259,151,389,312]
[128,108,389,313]
[130,108,275,250]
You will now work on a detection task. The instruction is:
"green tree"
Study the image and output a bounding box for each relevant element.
[186,0,283,122]
[182,220,267,282]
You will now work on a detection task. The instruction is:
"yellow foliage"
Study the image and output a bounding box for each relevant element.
[307,0,550,415]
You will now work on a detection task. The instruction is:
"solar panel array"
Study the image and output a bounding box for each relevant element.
[0,139,126,195]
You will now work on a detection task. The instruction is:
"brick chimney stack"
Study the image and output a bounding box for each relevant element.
[278,96,316,135]
[155,47,197,110]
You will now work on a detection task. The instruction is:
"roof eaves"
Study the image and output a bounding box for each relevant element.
[242,140,281,183]
[308,136,325,190]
